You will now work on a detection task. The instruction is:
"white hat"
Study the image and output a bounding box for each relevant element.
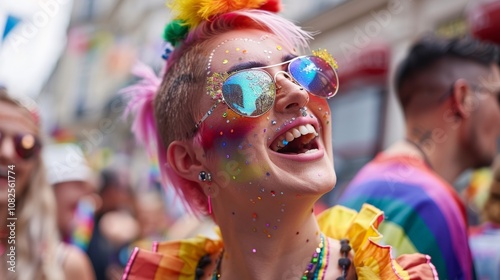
[43,143,93,186]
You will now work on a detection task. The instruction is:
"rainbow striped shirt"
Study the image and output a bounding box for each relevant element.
[338,154,475,280]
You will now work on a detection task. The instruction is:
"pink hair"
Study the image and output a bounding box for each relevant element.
[124,9,313,216]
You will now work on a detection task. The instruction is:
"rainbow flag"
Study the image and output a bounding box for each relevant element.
[337,154,475,280]
[70,198,96,251]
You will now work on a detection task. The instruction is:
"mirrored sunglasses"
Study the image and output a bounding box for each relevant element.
[0,130,41,160]
[196,51,339,129]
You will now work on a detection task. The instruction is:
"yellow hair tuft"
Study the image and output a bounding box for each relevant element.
[168,0,267,28]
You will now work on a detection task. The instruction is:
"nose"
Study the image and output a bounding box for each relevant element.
[0,135,17,161]
[273,71,309,113]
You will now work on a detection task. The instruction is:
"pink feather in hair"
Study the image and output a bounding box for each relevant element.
[121,62,161,156]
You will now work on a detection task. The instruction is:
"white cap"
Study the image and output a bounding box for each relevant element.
[43,143,93,186]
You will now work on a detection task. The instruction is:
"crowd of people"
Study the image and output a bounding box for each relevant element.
[1,0,500,279]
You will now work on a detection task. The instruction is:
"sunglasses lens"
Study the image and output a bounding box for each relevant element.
[222,70,276,117]
[14,134,39,159]
[289,56,338,98]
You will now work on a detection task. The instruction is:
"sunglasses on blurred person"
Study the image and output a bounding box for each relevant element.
[440,81,500,105]
[0,130,41,160]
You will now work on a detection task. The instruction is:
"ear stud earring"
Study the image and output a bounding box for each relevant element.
[199,171,212,182]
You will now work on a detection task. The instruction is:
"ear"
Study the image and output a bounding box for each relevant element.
[167,140,204,183]
[450,78,473,120]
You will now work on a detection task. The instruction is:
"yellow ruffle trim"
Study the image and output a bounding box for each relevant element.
[125,204,411,279]
[317,203,410,280]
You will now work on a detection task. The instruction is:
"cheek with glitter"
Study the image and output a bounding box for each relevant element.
[199,113,255,150]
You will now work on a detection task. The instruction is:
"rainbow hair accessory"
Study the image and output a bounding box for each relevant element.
[164,0,282,46]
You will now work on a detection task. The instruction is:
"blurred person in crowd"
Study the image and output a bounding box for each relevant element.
[87,168,138,280]
[0,88,95,280]
[469,154,500,279]
[120,0,439,279]
[43,143,98,246]
[135,191,172,241]
[338,35,500,280]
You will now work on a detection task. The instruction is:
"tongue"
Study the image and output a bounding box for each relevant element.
[277,134,315,154]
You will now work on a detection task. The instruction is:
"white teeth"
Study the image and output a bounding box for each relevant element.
[270,124,319,152]
[299,126,308,135]
[305,148,318,154]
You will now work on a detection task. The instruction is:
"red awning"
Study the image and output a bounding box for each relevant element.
[337,42,390,90]
[468,1,500,45]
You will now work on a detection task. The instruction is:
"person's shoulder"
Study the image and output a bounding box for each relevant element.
[62,244,95,280]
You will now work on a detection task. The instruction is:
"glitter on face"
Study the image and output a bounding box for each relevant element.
[252,249,256,253]
[252,213,257,221]
[273,226,278,230]
[222,59,228,64]
[271,120,277,125]
[230,129,234,133]
[221,142,227,148]
[276,45,282,50]
[225,50,229,53]
[223,112,227,118]
[270,191,275,197]
[266,172,270,176]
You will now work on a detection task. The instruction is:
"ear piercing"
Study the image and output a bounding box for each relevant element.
[199,171,212,182]
[199,171,213,214]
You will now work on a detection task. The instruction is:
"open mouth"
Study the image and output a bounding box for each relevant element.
[270,124,319,154]
[0,166,9,184]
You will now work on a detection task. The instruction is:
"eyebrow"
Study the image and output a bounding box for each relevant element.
[227,54,300,74]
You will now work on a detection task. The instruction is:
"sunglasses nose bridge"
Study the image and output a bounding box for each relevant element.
[273,71,301,90]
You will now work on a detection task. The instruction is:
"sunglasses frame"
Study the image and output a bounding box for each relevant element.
[195,49,339,130]
[0,130,41,160]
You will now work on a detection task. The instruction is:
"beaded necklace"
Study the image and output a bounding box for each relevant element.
[211,234,332,280]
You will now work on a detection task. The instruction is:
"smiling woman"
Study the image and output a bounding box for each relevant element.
[121,0,438,279]
[0,88,95,280]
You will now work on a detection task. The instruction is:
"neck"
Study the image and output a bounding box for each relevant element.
[404,127,469,184]
[213,196,322,280]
